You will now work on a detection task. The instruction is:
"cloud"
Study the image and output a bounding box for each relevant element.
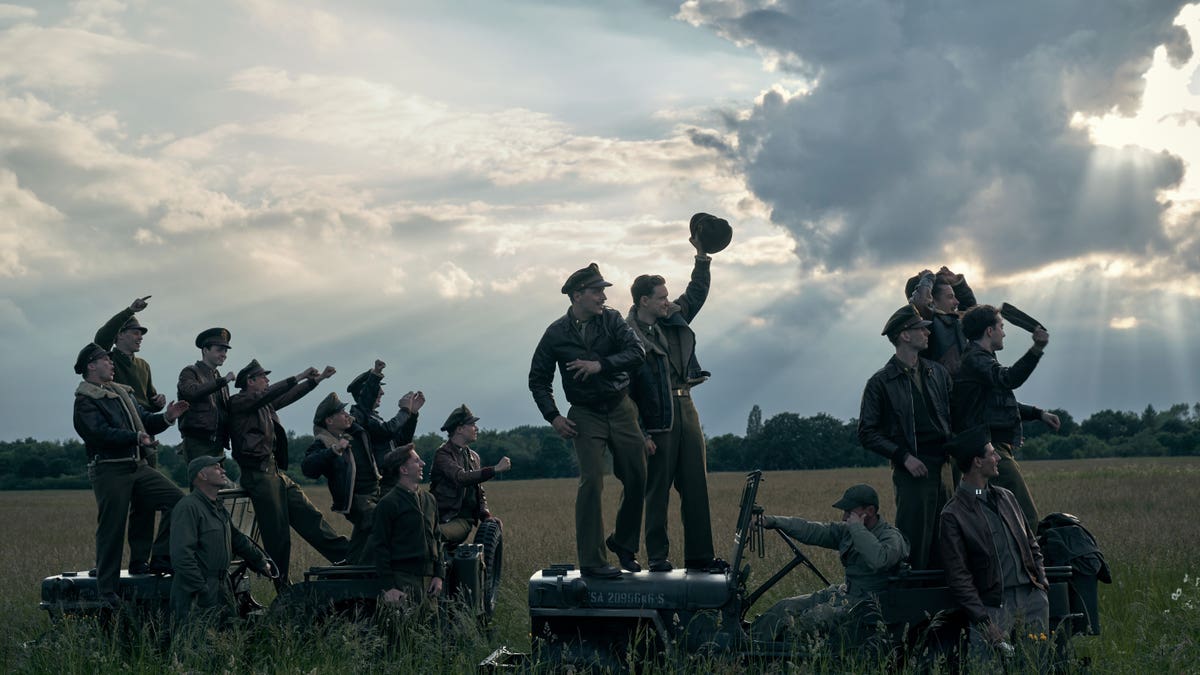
[0,168,72,277]
[0,5,35,21]
[0,24,150,90]
[679,0,1194,275]
[241,0,346,52]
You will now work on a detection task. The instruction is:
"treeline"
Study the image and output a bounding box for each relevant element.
[2,402,1198,490]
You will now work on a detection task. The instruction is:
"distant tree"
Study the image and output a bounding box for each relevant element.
[1024,407,1076,440]
[706,434,744,472]
[1080,409,1142,441]
[746,405,763,437]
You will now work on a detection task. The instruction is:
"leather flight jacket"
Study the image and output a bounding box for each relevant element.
[177,361,231,446]
[951,343,1043,444]
[858,356,952,466]
[430,440,493,523]
[73,381,170,461]
[529,306,646,421]
[229,376,317,471]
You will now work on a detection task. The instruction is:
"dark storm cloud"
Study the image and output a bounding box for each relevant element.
[683,0,1192,273]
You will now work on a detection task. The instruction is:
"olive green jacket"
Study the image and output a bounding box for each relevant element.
[95,308,161,411]
[169,489,266,623]
[764,515,909,597]
[371,485,445,585]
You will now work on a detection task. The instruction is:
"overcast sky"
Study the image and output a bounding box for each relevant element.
[4,0,1200,446]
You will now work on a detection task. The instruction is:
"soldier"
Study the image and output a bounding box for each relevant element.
[750,484,909,641]
[528,263,647,578]
[301,392,390,564]
[952,305,1061,529]
[906,267,977,375]
[169,456,276,626]
[858,304,953,569]
[940,426,1049,657]
[430,404,511,545]
[72,343,188,605]
[627,234,716,572]
[95,295,165,575]
[177,327,235,463]
[372,446,444,611]
[229,359,349,583]
[345,360,423,495]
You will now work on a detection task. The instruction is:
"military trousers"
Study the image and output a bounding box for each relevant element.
[239,466,349,581]
[991,442,1038,531]
[969,584,1049,662]
[182,436,226,464]
[892,454,950,570]
[126,446,160,568]
[382,571,440,615]
[439,516,475,546]
[346,492,379,565]
[90,459,183,595]
[751,584,861,641]
[645,394,714,564]
[568,395,646,569]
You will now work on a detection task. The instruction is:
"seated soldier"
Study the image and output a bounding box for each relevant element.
[371,446,444,612]
[750,484,910,641]
[429,404,511,546]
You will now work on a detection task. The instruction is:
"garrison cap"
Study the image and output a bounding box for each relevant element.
[235,359,270,389]
[73,343,110,375]
[346,371,379,399]
[195,327,231,349]
[689,212,733,254]
[561,263,612,295]
[832,484,880,511]
[441,404,480,433]
[119,316,148,334]
[882,304,932,337]
[187,455,223,485]
[313,392,348,425]
[947,425,992,468]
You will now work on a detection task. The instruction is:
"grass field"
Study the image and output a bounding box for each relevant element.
[2,457,1198,673]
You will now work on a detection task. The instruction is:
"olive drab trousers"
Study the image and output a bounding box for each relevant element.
[645,394,714,564]
[91,459,182,595]
[568,396,646,569]
[182,436,225,464]
[345,493,379,565]
[239,466,349,580]
[892,454,950,570]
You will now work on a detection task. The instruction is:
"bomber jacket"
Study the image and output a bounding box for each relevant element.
[763,515,909,597]
[939,483,1048,624]
[301,426,379,515]
[858,356,953,467]
[177,361,231,446]
[917,277,976,375]
[229,376,317,471]
[95,307,161,411]
[528,306,646,421]
[73,380,171,461]
[430,440,492,523]
[627,257,711,434]
[951,343,1043,445]
[346,370,419,491]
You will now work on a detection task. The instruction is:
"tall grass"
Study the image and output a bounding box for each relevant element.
[3,457,1198,673]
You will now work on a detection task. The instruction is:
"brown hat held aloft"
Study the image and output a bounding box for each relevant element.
[441,404,480,433]
[689,212,733,254]
[561,263,613,295]
[882,304,932,337]
[73,343,109,375]
[195,327,231,349]
[235,359,270,389]
[832,484,879,511]
[120,316,149,334]
[313,392,348,426]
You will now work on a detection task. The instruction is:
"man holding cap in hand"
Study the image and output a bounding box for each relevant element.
[751,484,909,641]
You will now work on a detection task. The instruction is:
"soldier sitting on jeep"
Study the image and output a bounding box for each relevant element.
[750,484,909,641]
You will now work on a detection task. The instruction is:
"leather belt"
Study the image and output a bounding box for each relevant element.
[671,388,691,398]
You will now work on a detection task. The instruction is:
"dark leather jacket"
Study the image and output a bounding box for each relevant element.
[857,356,952,466]
[528,306,645,421]
[939,483,1048,624]
[918,278,975,375]
[346,370,419,478]
[73,381,170,461]
[430,440,493,523]
[951,343,1042,445]
[177,361,231,445]
[229,376,317,471]
[627,257,711,433]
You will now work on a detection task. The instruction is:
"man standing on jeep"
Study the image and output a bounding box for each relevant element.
[627,234,716,573]
[751,484,909,641]
[177,327,236,463]
[528,263,646,578]
[858,304,953,569]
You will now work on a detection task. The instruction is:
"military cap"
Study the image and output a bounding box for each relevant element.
[313,392,348,425]
[882,304,932,337]
[195,327,231,349]
[947,425,992,469]
[441,404,480,433]
[187,455,223,485]
[346,371,380,399]
[119,316,148,334]
[561,263,613,295]
[73,343,110,375]
[235,359,270,389]
[832,484,880,511]
[689,212,733,254]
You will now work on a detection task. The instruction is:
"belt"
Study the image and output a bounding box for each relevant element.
[576,392,628,413]
[671,387,691,398]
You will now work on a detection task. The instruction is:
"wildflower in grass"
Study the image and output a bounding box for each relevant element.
[1171,588,1182,601]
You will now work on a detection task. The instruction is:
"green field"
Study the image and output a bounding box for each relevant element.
[2,457,1198,673]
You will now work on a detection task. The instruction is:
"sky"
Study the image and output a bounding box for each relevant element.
[3,0,1200,445]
